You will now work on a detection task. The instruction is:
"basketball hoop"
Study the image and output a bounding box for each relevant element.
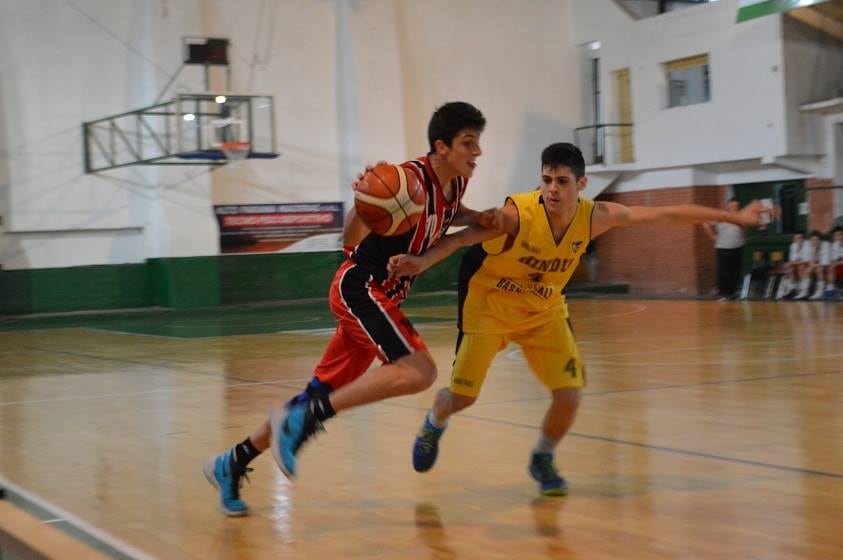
[221,141,251,164]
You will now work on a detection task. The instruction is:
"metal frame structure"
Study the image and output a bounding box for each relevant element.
[82,94,277,174]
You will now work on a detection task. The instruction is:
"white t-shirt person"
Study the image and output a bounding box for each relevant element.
[789,239,806,263]
[831,239,843,263]
[713,222,745,249]
[803,239,830,266]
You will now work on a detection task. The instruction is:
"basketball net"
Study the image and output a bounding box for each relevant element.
[221,141,251,165]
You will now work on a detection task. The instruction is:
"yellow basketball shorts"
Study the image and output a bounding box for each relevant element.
[449,314,585,398]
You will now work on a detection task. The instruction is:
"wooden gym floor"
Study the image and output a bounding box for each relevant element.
[0,297,841,559]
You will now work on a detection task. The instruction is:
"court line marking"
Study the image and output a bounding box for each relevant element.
[566,303,649,322]
[281,303,647,335]
[576,332,843,345]
[0,301,648,340]
[0,378,303,407]
[404,314,457,320]
[475,367,843,406]
[0,474,157,560]
[381,402,843,480]
[80,326,177,339]
[589,352,843,367]
[505,335,843,365]
[570,336,831,358]
[82,316,322,339]
[12,344,264,384]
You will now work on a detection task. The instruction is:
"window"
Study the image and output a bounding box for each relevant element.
[664,54,710,108]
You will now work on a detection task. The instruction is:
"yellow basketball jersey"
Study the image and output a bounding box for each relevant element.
[460,191,594,334]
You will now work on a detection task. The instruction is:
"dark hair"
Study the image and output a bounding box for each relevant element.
[427,102,486,153]
[728,197,739,204]
[541,143,586,179]
[809,230,822,239]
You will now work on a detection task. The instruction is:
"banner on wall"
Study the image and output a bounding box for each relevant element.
[214,203,344,254]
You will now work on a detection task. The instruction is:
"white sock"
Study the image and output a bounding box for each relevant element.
[798,278,810,294]
[427,410,447,429]
[533,434,559,455]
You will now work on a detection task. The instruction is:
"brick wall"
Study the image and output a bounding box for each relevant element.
[595,186,725,296]
[806,178,834,233]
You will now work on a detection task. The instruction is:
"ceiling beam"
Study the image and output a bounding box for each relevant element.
[788,5,843,43]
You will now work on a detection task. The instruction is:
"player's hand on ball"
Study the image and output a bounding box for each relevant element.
[355,161,389,183]
[388,254,426,278]
[352,177,368,192]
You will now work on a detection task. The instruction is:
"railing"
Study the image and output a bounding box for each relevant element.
[574,123,633,166]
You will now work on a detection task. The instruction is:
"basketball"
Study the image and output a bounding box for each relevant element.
[354,164,425,236]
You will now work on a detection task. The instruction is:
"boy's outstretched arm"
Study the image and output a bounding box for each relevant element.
[452,203,504,229]
[591,200,775,239]
[389,204,518,278]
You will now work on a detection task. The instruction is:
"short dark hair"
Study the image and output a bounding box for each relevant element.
[728,197,739,204]
[541,143,585,179]
[809,230,822,239]
[427,102,486,153]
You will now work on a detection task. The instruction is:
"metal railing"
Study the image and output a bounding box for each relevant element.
[574,123,633,166]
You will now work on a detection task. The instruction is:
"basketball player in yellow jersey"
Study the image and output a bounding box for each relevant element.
[388,142,773,496]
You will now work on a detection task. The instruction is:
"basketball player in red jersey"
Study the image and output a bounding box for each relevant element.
[204,102,499,515]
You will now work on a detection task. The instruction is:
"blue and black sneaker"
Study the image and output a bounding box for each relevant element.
[412,416,446,473]
[529,452,568,497]
[270,402,325,479]
[286,377,333,408]
[203,450,252,516]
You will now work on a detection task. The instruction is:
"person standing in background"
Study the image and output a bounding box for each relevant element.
[703,198,746,301]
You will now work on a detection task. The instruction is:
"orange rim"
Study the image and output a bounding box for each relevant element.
[221,141,250,151]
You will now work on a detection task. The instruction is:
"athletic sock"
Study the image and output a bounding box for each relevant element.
[533,434,560,455]
[310,393,336,422]
[230,437,261,473]
[427,410,448,429]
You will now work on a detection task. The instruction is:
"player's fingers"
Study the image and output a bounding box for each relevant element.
[388,255,407,278]
[363,160,389,173]
[387,253,403,269]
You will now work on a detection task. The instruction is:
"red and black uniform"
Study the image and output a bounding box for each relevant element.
[312,156,468,389]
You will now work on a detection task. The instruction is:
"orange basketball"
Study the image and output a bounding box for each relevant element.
[354,164,426,236]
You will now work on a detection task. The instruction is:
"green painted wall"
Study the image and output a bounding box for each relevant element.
[219,252,346,304]
[411,247,468,293]
[0,264,153,315]
[149,257,221,309]
[0,251,465,316]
